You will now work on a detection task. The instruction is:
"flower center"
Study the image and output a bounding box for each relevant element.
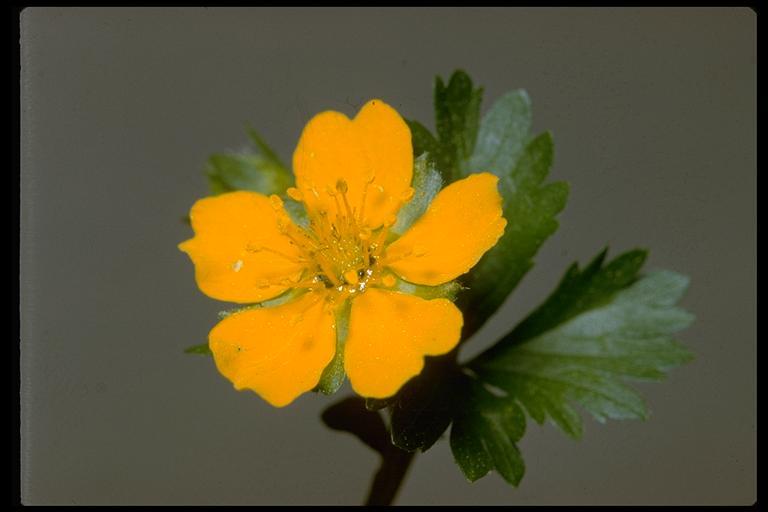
[268,179,402,299]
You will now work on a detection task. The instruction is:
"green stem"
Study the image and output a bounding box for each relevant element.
[364,446,415,506]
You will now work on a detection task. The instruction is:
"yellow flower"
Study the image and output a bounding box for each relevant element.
[179,99,506,407]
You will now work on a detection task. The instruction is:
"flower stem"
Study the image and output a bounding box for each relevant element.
[364,445,416,506]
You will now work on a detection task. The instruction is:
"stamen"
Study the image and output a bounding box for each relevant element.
[247,244,308,264]
[288,275,331,291]
[335,179,356,225]
[270,175,400,299]
[286,187,303,201]
[357,174,375,224]
[314,253,342,287]
[269,194,284,209]
[343,269,359,285]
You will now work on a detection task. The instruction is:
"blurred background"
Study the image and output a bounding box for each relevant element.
[20,7,755,505]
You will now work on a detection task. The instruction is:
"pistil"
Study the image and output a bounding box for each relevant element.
[265,178,413,299]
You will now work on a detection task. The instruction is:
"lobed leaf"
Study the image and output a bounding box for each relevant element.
[446,250,694,485]
[407,70,483,184]
[468,89,531,182]
[469,251,694,438]
[389,359,462,452]
[406,120,441,164]
[450,379,526,485]
[459,132,569,337]
[434,71,484,181]
[405,75,568,337]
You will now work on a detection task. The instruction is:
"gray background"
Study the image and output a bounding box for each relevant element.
[20,7,755,505]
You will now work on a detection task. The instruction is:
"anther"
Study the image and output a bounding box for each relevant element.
[343,269,359,285]
[286,187,303,201]
[269,194,284,209]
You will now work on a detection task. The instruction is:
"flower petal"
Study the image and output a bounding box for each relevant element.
[292,99,413,229]
[209,292,336,407]
[344,289,463,398]
[384,173,506,286]
[179,191,306,303]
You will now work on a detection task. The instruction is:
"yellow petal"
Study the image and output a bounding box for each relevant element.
[292,99,413,229]
[344,289,463,398]
[384,173,506,286]
[209,292,336,407]
[179,191,306,303]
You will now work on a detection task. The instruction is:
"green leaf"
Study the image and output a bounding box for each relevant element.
[404,72,567,336]
[206,128,292,196]
[500,249,647,346]
[389,358,462,452]
[459,132,569,337]
[184,343,212,355]
[450,379,526,485]
[434,71,483,181]
[406,120,441,163]
[406,70,483,183]
[316,299,352,395]
[469,250,694,439]
[392,153,442,236]
[245,124,288,170]
[468,90,531,181]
